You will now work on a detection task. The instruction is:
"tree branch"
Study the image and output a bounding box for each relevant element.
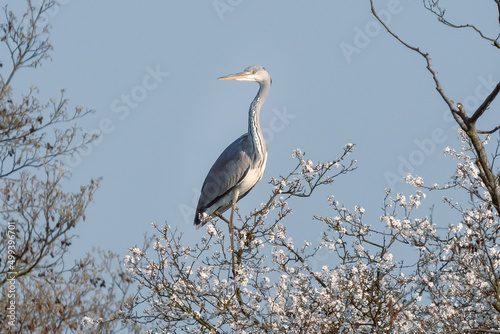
[469,82,500,123]
[370,0,500,214]
[477,126,500,135]
[423,0,500,49]
[369,0,468,131]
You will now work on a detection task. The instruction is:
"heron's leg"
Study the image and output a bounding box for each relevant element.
[229,190,239,276]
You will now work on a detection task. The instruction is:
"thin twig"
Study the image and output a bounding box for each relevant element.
[423,0,500,49]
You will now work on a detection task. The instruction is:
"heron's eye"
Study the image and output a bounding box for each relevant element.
[252,70,256,74]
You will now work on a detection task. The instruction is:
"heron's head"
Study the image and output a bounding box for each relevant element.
[218,65,271,84]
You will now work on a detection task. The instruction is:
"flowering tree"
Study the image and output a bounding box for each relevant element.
[367,0,500,331]
[0,1,139,332]
[124,1,500,333]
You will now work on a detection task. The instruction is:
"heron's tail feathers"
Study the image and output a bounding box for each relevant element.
[194,211,209,229]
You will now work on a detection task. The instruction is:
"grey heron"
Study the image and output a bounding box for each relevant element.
[194,65,271,236]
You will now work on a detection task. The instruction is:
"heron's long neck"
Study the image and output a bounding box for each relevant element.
[248,81,270,159]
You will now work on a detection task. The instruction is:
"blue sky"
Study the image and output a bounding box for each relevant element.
[7,0,499,262]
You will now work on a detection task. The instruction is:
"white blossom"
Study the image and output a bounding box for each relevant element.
[292,148,304,159]
[206,224,217,236]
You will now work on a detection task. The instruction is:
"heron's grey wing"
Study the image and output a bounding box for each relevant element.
[195,134,251,224]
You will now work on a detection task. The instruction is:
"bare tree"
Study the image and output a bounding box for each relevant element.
[123,1,500,333]
[0,1,139,332]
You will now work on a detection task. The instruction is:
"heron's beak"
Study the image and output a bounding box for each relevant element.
[218,72,251,81]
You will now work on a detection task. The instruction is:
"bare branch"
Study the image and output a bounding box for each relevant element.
[469,82,500,123]
[478,126,500,135]
[496,0,500,25]
[423,0,500,49]
[371,0,500,215]
[369,0,468,131]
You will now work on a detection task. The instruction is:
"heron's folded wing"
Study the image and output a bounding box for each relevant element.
[197,134,252,212]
